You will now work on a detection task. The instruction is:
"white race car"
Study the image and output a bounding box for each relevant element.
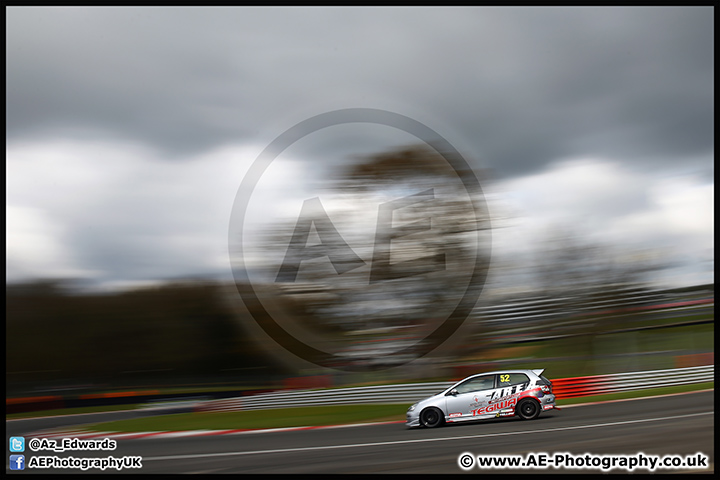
[406,369,558,428]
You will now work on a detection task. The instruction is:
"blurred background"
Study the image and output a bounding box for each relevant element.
[6,7,713,400]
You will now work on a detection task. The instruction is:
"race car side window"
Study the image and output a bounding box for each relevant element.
[455,375,495,394]
[497,373,529,388]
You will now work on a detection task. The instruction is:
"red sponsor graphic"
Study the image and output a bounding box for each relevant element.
[471,387,544,416]
[449,412,462,417]
[472,397,517,416]
[516,387,542,399]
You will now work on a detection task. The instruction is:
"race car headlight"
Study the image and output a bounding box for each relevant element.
[408,403,417,412]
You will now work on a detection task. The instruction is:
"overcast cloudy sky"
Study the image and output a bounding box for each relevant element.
[6,7,714,292]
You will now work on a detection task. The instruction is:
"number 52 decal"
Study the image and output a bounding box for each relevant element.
[500,374,510,383]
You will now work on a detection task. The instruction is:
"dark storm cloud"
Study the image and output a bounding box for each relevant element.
[433,8,714,178]
[7,7,713,178]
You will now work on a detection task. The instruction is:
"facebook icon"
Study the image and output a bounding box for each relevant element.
[9,454,25,470]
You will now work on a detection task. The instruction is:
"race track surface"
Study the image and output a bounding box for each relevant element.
[6,390,714,474]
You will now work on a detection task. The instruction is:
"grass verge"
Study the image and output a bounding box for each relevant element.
[85,404,408,432]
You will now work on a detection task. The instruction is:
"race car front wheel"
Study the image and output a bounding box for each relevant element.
[420,407,444,428]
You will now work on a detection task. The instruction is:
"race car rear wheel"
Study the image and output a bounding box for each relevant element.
[420,407,444,428]
[517,398,540,420]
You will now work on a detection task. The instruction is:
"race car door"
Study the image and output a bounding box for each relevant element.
[444,374,496,421]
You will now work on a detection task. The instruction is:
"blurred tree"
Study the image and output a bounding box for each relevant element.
[6,280,286,394]
[535,228,666,294]
[532,227,670,329]
[253,144,491,369]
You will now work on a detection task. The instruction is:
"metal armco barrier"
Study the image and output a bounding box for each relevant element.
[194,364,713,412]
